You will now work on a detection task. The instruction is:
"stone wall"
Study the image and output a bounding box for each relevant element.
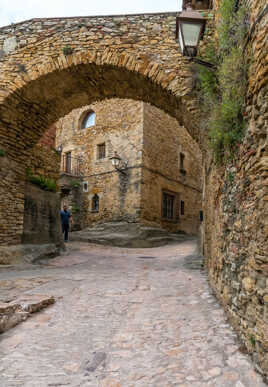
[141,103,202,233]
[56,99,143,227]
[203,0,268,377]
[0,155,25,245]
[25,125,61,244]
[27,125,60,181]
[22,182,62,245]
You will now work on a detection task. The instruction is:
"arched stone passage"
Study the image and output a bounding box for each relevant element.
[0,49,200,245]
[0,50,199,153]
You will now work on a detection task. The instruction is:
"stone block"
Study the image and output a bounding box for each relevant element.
[0,294,54,333]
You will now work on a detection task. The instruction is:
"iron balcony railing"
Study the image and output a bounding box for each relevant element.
[60,154,82,176]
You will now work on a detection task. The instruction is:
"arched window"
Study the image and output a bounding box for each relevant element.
[92,194,99,212]
[81,111,96,129]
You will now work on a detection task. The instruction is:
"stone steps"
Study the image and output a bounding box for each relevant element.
[70,222,193,248]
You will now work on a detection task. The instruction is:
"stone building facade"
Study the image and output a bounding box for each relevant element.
[56,99,202,234]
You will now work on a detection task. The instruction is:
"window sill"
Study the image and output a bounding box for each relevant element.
[91,210,99,213]
[95,158,107,163]
[161,218,179,223]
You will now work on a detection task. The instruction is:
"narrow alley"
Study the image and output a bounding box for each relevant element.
[0,240,265,387]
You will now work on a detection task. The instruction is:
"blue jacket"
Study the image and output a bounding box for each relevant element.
[60,210,71,225]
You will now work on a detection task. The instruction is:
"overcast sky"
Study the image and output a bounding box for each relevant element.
[0,0,182,28]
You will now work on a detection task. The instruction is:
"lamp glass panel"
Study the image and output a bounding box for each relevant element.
[181,22,202,46]
[112,157,120,167]
[178,28,185,53]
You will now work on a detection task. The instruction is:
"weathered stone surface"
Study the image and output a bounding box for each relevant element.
[56,99,202,234]
[0,1,266,380]
[0,240,265,386]
[203,0,268,377]
[22,182,62,245]
[141,103,202,234]
[0,12,206,245]
[28,124,60,181]
[3,36,17,53]
[0,243,61,265]
[70,221,193,247]
[0,294,55,333]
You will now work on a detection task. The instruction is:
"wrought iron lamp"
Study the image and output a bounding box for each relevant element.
[110,152,128,174]
[176,5,215,69]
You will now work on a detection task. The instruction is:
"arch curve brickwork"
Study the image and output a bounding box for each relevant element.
[0,12,203,244]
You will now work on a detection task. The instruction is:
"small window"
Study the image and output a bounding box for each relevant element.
[81,111,96,129]
[180,153,185,169]
[92,194,99,212]
[97,143,106,160]
[181,200,185,215]
[65,151,72,174]
[83,182,88,192]
[200,210,203,222]
[180,153,186,175]
[162,192,175,220]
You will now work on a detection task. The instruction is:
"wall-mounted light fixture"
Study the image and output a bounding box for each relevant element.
[110,152,128,174]
[57,144,63,153]
[176,5,216,69]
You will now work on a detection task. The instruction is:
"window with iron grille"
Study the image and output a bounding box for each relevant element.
[97,143,106,159]
[92,194,99,212]
[65,151,72,174]
[162,192,175,220]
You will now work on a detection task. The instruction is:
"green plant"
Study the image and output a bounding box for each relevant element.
[71,180,81,188]
[71,205,80,213]
[196,0,249,164]
[0,149,5,157]
[26,168,57,192]
[227,171,235,183]
[26,167,33,176]
[250,335,256,347]
[62,46,73,56]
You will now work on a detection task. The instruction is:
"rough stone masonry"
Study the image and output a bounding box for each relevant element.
[0,11,206,246]
[0,0,267,380]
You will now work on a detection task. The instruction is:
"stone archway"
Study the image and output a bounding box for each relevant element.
[0,48,201,245]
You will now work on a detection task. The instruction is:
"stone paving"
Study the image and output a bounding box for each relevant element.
[0,240,266,387]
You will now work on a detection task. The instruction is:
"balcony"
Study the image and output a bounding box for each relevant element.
[60,154,82,177]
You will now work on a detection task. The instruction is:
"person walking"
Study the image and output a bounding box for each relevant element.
[60,205,72,242]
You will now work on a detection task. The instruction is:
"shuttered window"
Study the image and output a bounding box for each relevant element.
[97,143,106,159]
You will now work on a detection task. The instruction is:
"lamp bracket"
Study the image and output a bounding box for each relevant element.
[191,57,216,69]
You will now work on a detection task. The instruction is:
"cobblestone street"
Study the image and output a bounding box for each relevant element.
[0,240,265,387]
